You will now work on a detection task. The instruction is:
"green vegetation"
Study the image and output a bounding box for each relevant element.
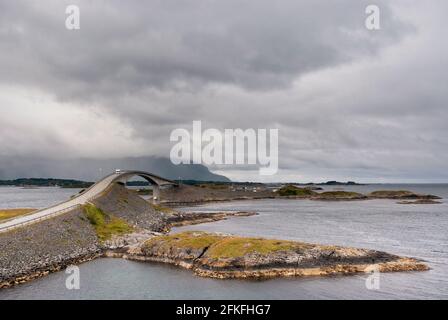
[277,185,316,197]
[198,183,229,190]
[0,208,36,221]
[145,231,312,259]
[207,237,308,258]
[145,231,224,250]
[136,189,153,195]
[83,203,133,241]
[369,190,415,198]
[369,190,440,200]
[151,204,175,214]
[313,191,366,200]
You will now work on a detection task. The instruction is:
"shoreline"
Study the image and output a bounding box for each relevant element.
[0,184,439,289]
[0,210,256,288]
[0,240,430,288]
[0,252,101,289]
[112,254,428,280]
[103,231,429,280]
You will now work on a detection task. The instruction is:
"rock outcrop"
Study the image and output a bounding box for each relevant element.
[397,199,442,205]
[92,183,166,232]
[0,183,166,288]
[159,184,442,204]
[311,191,368,201]
[160,184,276,204]
[0,207,101,288]
[165,211,258,227]
[368,190,441,200]
[118,231,429,279]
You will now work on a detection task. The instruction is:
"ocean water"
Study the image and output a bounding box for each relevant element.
[0,184,447,300]
[0,186,83,209]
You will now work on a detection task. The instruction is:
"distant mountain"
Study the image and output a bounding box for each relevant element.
[0,156,230,182]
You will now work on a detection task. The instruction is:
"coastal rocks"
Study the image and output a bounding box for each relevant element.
[275,187,442,203]
[276,186,368,201]
[276,185,317,197]
[158,183,443,204]
[122,231,429,279]
[165,211,258,227]
[0,207,101,288]
[0,183,167,289]
[397,199,442,205]
[92,183,167,232]
[193,257,428,279]
[159,184,276,205]
[310,191,368,201]
[368,190,441,200]
[102,229,163,250]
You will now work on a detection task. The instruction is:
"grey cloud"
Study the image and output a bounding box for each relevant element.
[0,0,409,97]
[0,0,447,182]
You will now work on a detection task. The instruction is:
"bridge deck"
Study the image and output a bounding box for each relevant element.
[0,171,176,233]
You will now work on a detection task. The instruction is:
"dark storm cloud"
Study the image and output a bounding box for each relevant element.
[0,0,408,97]
[0,0,447,182]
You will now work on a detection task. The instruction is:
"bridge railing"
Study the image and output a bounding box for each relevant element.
[0,174,118,234]
[0,204,82,234]
[0,170,174,233]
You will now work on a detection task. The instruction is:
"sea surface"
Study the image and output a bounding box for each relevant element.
[0,184,447,300]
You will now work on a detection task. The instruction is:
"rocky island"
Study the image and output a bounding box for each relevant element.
[274,185,441,202]
[108,231,428,279]
[397,199,442,205]
[367,190,442,200]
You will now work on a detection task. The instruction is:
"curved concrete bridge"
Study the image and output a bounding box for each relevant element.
[0,170,177,233]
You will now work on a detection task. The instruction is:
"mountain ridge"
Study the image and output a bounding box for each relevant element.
[0,156,230,182]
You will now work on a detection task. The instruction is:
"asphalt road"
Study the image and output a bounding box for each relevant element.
[0,173,120,233]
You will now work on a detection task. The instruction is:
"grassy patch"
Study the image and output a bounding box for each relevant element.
[198,183,229,190]
[277,185,316,197]
[313,191,365,199]
[0,208,36,221]
[145,231,223,250]
[83,203,133,241]
[145,231,312,259]
[369,190,414,198]
[151,204,175,214]
[207,237,307,258]
[136,189,153,195]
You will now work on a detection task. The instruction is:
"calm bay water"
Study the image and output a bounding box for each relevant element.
[0,184,447,299]
[0,186,83,209]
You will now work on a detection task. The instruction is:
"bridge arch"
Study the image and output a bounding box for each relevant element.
[112,170,178,204]
[0,170,178,233]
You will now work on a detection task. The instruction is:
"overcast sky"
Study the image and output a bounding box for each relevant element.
[0,0,447,182]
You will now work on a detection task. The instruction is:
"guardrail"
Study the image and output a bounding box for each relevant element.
[0,175,118,234]
[0,171,171,234]
[0,204,83,233]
